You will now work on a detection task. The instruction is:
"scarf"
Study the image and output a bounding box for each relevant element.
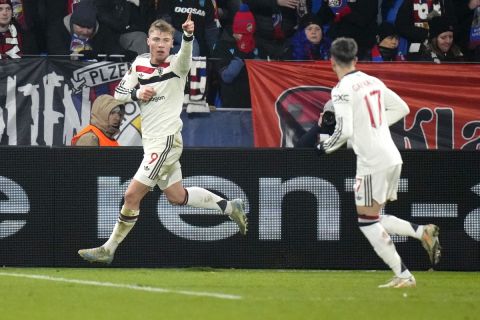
[0,24,21,59]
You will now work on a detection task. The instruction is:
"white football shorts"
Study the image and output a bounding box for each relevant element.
[353,164,402,207]
[133,132,183,190]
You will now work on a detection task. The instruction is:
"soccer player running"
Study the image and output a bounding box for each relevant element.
[316,37,441,288]
[78,14,247,264]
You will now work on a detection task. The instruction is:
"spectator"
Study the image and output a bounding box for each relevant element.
[395,0,457,57]
[289,13,330,60]
[295,99,335,147]
[243,0,297,60]
[20,0,67,54]
[46,0,136,61]
[156,0,220,56]
[0,0,37,58]
[409,15,464,63]
[212,3,259,108]
[95,0,156,55]
[452,0,480,61]
[317,0,378,60]
[367,21,405,61]
[71,95,126,146]
[217,0,241,29]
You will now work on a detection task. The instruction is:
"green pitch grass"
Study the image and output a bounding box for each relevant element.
[0,268,478,320]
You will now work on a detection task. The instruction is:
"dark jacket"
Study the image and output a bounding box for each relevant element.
[46,14,132,58]
[318,0,378,59]
[395,0,457,45]
[156,0,219,56]
[212,30,258,108]
[95,0,155,34]
[244,0,296,59]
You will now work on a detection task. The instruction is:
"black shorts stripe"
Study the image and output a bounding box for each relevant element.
[364,175,372,207]
[148,135,174,180]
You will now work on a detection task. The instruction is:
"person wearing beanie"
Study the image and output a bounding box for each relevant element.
[288,13,330,61]
[368,22,405,62]
[212,3,260,108]
[395,0,457,56]
[71,95,126,146]
[408,15,463,63]
[46,0,136,61]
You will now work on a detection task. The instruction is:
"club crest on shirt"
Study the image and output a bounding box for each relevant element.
[157,67,163,76]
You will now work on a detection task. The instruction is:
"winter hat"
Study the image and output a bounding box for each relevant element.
[0,0,12,8]
[299,13,322,30]
[428,16,454,39]
[377,22,398,42]
[71,0,97,28]
[233,4,256,35]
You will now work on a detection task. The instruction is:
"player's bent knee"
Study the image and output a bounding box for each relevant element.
[166,195,185,206]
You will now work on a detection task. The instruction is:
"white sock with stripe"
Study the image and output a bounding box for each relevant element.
[359,218,412,278]
[380,214,424,239]
[185,187,232,214]
[103,206,139,254]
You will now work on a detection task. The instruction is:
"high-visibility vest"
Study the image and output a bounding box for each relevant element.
[71,125,119,146]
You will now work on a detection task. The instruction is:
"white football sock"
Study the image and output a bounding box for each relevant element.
[185,187,231,214]
[380,214,424,239]
[359,221,412,278]
[103,206,139,254]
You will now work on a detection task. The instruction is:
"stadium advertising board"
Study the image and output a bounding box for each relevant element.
[246,60,480,149]
[0,148,478,270]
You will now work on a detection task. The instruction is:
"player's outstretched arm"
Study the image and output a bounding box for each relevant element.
[175,12,194,75]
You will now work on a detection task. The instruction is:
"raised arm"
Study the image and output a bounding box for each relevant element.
[173,12,194,76]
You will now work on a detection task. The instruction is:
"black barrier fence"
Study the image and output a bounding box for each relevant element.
[0,147,479,270]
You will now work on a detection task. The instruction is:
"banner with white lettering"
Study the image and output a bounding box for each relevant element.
[0,148,478,270]
[0,57,209,146]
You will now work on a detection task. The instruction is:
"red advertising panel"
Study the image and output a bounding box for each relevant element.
[246,60,480,149]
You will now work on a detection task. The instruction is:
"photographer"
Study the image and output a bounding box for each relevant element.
[295,99,336,148]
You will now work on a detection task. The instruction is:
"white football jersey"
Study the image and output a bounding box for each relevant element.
[114,39,192,140]
[323,70,409,175]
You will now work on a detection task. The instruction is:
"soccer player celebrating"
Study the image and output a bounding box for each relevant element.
[78,14,247,264]
[316,37,441,288]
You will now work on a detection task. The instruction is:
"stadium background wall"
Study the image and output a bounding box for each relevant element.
[0,147,478,271]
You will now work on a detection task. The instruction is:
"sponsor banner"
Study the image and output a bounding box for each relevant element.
[0,57,208,146]
[0,148,478,270]
[246,60,480,149]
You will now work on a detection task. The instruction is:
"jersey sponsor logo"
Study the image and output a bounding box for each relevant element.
[333,93,349,103]
[149,96,166,102]
[174,7,206,17]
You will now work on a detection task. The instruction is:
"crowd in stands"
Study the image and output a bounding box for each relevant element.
[1,0,479,108]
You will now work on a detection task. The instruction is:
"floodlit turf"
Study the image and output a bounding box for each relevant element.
[0,268,478,320]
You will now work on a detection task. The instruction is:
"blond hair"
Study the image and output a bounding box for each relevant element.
[148,19,175,37]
